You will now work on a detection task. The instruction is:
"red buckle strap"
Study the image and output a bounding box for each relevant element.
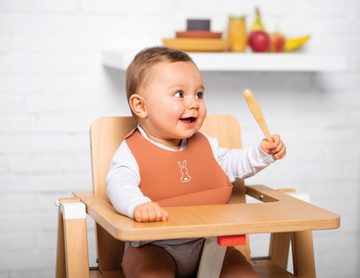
[217,234,246,246]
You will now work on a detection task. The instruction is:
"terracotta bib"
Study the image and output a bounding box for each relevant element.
[126,130,232,207]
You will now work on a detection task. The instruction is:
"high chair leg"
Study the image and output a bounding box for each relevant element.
[56,198,89,278]
[269,232,292,269]
[288,192,316,278]
[197,237,227,278]
[56,205,66,278]
[292,231,316,278]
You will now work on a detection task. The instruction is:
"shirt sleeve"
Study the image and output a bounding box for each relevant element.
[106,141,151,218]
[204,134,275,182]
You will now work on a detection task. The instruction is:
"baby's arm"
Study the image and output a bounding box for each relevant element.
[107,141,169,222]
[205,134,276,180]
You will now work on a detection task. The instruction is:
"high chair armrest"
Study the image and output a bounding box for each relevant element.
[74,185,339,242]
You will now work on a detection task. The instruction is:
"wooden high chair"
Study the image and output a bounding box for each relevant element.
[56,115,339,278]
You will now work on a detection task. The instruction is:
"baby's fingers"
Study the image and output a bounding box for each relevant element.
[134,202,168,222]
[134,208,147,222]
[151,203,168,222]
[272,140,284,154]
[147,206,158,222]
[273,144,286,160]
[261,134,281,154]
[150,205,167,222]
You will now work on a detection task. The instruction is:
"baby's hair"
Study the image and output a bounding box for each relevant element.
[125,46,195,102]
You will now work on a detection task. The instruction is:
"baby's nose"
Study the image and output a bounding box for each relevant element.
[188,97,200,109]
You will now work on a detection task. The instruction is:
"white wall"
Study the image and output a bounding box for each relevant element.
[0,0,359,277]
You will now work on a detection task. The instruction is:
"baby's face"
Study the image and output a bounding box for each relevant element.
[138,61,207,148]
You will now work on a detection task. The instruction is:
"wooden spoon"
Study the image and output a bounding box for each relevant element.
[243,89,273,142]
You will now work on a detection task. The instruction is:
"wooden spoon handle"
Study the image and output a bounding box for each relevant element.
[243,89,273,142]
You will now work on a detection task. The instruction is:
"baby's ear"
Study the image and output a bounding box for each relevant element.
[129,94,147,118]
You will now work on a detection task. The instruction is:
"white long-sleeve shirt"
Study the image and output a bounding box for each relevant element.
[106,126,275,219]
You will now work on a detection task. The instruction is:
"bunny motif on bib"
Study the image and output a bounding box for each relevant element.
[177,160,191,183]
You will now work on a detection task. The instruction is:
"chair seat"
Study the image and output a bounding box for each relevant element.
[252,259,294,278]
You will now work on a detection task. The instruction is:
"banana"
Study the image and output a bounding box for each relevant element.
[285,35,311,51]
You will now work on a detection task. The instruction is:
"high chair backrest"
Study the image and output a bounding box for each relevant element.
[89,114,246,271]
[90,115,242,198]
[90,116,137,200]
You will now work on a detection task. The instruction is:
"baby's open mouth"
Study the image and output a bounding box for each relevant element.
[180,116,197,123]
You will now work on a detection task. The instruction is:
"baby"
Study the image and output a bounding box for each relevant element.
[107,46,286,278]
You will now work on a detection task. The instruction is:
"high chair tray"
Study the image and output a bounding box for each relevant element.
[74,185,339,242]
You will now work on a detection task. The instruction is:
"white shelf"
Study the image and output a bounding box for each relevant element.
[102,49,347,72]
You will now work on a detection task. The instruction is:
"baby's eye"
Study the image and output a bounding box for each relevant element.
[174,90,184,98]
[195,91,204,99]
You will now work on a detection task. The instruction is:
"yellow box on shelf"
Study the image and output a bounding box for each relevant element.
[162,38,229,52]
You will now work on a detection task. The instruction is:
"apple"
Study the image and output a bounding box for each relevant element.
[248,30,270,52]
[270,32,286,52]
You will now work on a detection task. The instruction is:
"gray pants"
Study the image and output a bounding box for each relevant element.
[127,238,205,277]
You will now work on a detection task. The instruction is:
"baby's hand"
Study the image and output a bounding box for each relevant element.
[261,134,286,160]
[133,202,168,222]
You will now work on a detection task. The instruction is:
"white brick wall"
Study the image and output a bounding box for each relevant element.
[0,0,359,277]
